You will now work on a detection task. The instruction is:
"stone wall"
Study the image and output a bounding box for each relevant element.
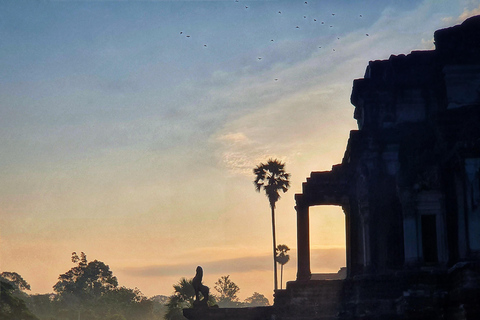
[289,15,480,320]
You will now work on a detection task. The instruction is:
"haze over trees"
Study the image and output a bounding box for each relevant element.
[1,253,167,320]
[1,253,270,320]
[244,292,270,307]
[254,159,290,291]
[214,275,240,307]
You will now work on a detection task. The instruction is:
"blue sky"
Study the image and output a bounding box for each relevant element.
[1,0,479,302]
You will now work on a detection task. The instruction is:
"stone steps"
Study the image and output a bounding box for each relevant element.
[274,280,345,319]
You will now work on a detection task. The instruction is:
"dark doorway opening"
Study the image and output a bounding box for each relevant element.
[421,215,438,264]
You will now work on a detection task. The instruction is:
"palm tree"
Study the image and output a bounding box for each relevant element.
[166,277,216,319]
[275,244,290,290]
[165,278,195,320]
[253,159,290,291]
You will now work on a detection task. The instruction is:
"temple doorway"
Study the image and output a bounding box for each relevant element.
[309,205,346,278]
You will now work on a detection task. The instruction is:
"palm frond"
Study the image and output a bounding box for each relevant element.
[253,159,290,208]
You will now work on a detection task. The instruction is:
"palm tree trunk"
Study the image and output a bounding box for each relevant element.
[271,205,278,291]
[280,264,284,290]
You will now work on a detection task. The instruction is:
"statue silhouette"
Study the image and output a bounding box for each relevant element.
[192,266,209,307]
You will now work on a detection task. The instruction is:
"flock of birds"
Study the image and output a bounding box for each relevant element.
[177,1,369,82]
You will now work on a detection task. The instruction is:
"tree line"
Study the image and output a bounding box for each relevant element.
[0,252,269,320]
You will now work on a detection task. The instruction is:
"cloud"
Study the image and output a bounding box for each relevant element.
[122,255,271,278]
[441,2,480,25]
[217,132,251,145]
[214,132,259,174]
[458,4,480,21]
[208,0,466,179]
[120,247,345,278]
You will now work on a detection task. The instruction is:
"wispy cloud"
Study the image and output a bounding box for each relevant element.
[458,4,480,21]
[208,0,470,179]
[122,256,270,278]
[120,247,345,278]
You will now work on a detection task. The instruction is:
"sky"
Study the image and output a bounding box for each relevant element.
[1,0,480,303]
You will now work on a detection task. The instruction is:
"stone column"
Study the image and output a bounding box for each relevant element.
[296,199,311,281]
[342,203,352,278]
[346,199,362,276]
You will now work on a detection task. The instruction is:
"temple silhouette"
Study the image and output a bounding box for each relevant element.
[184,15,480,320]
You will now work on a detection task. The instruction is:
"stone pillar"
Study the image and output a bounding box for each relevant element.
[362,213,372,269]
[465,158,480,252]
[296,199,311,281]
[454,172,468,259]
[342,203,352,278]
[346,199,363,276]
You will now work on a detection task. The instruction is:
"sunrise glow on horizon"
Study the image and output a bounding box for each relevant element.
[1,0,480,304]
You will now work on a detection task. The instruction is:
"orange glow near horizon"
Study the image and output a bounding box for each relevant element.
[309,206,346,273]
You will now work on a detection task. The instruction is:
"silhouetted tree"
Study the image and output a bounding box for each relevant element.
[52,252,153,320]
[101,286,153,320]
[214,275,240,307]
[0,271,32,308]
[275,244,290,290]
[165,278,195,320]
[244,292,270,306]
[53,252,118,307]
[0,272,31,292]
[254,159,290,291]
[0,280,38,320]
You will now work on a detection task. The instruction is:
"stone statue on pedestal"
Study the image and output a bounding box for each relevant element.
[192,266,209,308]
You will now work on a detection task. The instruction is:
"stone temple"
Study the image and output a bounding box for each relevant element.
[184,16,480,320]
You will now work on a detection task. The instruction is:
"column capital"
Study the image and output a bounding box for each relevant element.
[295,193,309,211]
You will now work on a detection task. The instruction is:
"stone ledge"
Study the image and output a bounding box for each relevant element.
[183,306,274,320]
